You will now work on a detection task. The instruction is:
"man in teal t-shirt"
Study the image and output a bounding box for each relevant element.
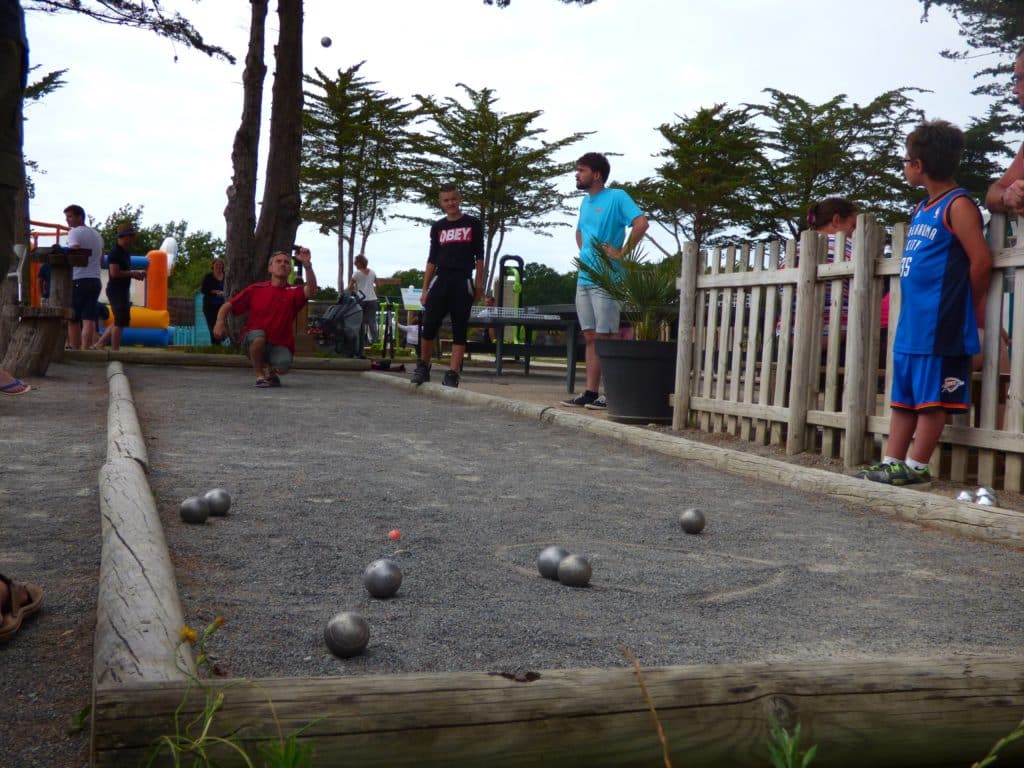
[561,152,649,409]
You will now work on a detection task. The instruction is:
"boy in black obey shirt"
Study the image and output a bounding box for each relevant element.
[410,183,484,388]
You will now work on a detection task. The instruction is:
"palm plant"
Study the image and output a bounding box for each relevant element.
[573,238,679,341]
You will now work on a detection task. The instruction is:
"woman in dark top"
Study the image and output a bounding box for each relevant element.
[201,258,226,336]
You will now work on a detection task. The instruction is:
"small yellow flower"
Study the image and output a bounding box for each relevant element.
[179,625,198,644]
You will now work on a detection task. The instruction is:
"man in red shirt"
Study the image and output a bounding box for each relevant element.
[213,248,317,387]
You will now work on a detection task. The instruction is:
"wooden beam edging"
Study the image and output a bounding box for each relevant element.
[95,456,194,688]
[92,656,1024,767]
[106,361,149,471]
[367,372,1024,547]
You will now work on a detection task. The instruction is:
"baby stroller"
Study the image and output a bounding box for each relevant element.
[308,291,365,357]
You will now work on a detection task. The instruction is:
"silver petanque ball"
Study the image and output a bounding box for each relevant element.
[956,490,974,503]
[363,558,402,599]
[324,611,369,658]
[204,488,232,516]
[537,545,570,580]
[977,487,995,498]
[680,507,706,535]
[976,494,996,507]
[320,36,332,47]
[557,554,592,588]
[179,496,209,524]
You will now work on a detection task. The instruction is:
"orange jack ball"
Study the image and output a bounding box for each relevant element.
[387,529,401,541]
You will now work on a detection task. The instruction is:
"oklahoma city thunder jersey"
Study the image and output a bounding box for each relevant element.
[894,187,980,357]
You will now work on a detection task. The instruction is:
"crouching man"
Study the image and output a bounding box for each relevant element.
[213,248,317,387]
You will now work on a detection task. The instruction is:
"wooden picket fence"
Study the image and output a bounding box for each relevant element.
[672,213,1024,492]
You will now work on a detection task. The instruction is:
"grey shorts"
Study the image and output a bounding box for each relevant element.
[242,330,293,371]
[575,284,621,334]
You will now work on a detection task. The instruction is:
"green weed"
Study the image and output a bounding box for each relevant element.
[142,617,314,768]
[767,721,817,768]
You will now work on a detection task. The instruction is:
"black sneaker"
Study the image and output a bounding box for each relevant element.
[561,391,598,407]
[584,395,607,410]
[410,360,431,385]
[442,369,460,388]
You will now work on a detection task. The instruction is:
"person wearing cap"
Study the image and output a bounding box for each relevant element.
[213,248,317,387]
[104,223,145,351]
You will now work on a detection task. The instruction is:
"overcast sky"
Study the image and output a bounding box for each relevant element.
[23,0,1005,287]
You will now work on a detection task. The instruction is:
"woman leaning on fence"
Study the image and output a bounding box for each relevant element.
[778,197,887,355]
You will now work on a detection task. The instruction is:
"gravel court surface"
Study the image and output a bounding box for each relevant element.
[126,364,1024,681]
[1,362,107,768]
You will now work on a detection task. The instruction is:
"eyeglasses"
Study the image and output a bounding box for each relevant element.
[1013,74,1021,85]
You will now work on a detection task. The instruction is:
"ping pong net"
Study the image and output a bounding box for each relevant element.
[470,306,561,321]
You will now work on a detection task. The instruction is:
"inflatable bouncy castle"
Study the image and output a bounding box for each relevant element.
[99,248,174,346]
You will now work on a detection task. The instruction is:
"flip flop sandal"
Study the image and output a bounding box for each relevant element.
[0,574,42,641]
[0,378,30,396]
[268,374,282,387]
[255,378,271,388]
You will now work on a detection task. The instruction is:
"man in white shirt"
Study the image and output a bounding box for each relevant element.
[63,204,104,349]
[348,253,379,346]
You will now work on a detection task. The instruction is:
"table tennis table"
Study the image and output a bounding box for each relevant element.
[464,305,582,392]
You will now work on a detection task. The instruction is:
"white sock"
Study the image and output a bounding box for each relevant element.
[882,455,900,465]
[905,457,928,471]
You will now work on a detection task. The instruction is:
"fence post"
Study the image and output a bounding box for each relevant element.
[787,229,822,455]
[842,215,880,467]
[673,241,699,430]
[993,213,1024,491]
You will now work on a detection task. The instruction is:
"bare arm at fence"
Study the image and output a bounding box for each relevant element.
[986,144,1024,214]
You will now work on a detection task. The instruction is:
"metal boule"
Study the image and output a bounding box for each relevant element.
[557,554,592,588]
[537,545,570,580]
[204,488,232,516]
[363,558,402,599]
[324,611,369,658]
[179,496,209,524]
[680,507,706,534]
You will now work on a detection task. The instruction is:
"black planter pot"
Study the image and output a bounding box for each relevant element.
[595,339,676,425]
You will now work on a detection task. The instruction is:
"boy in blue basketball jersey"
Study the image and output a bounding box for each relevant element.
[855,120,992,485]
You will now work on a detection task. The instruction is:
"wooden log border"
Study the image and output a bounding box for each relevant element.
[93,657,1024,767]
[106,361,149,470]
[94,363,194,761]
[367,372,1024,548]
[95,457,193,687]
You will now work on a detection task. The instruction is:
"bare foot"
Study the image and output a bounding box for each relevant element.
[0,578,33,619]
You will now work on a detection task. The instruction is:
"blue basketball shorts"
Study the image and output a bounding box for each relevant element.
[890,352,971,413]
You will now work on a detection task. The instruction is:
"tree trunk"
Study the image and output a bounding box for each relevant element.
[222,0,268,297]
[252,0,304,270]
[336,203,345,291]
[0,163,29,353]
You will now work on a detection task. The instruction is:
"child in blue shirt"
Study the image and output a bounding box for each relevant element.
[854,120,992,485]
